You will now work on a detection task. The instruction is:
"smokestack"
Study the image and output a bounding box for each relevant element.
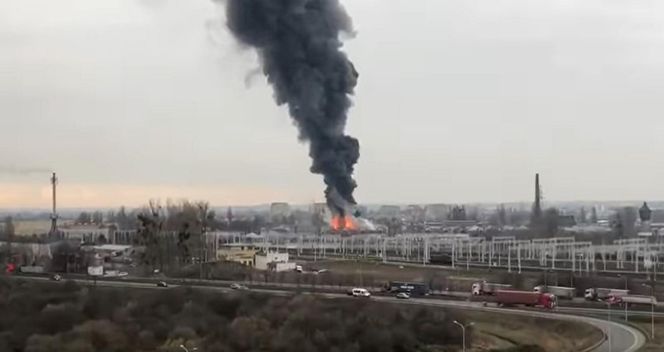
[49,172,58,235]
[221,0,360,216]
[533,173,542,221]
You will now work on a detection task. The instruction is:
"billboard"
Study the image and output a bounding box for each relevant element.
[87,266,103,276]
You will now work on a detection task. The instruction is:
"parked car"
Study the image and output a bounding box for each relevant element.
[157,281,168,287]
[396,292,410,299]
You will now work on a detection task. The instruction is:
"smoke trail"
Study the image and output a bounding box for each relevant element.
[220,0,360,215]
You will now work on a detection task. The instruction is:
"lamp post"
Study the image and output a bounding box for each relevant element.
[453,320,474,352]
[606,301,613,352]
[642,282,656,339]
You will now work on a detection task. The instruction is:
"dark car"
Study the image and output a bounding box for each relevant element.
[157,281,168,287]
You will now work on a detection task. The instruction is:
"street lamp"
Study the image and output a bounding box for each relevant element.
[642,282,656,339]
[453,320,474,352]
[606,301,613,352]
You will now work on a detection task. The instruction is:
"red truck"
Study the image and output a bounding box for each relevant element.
[495,290,557,309]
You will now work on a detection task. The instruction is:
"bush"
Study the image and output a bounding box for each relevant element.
[2,280,464,351]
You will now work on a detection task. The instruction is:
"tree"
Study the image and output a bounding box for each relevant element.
[497,205,507,226]
[76,212,91,224]
[106,210,116,224]
[542,208,560,236]
[621,207,637,235]
[92,211,104,225]
[137,201,164,272]
[611,207,637,237]
[4,216,15,261]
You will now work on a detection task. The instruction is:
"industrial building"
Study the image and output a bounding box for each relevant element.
[254,251,296,272]
[216,243,258,267]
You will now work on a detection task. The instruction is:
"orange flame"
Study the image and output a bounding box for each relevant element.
[331,215,357,232]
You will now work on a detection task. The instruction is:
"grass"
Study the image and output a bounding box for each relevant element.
[626,315,664,351]
[459,310,604,352]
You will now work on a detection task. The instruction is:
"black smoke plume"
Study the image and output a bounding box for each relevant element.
[221,0,360,215]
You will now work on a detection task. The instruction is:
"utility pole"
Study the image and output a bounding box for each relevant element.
[199,204,208,280]
[49,172,58,237]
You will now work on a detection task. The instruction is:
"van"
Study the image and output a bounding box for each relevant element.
[351,288,371,297]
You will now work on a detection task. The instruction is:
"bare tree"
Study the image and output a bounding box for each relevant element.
[4,216,15,262]
[92,211,104,225]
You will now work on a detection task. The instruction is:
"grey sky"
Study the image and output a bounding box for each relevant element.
[2,0,664,207]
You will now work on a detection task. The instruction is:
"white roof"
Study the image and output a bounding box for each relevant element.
[93,244,132,251]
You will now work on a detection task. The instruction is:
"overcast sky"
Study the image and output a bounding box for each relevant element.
[2,0,664,208]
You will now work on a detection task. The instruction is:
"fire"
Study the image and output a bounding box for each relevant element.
[330,215,358,232]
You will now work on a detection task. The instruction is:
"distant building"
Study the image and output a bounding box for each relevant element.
[217,244,257,267]
[377,205,400,218]
[558,215,577,227]
[425,204,448,221]
[270,202,291,222]
[405,205,426,222]
[651,209,664,223]
[254,251,295,272]
[61,225,113,243]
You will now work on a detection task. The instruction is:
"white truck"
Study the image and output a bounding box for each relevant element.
[472,281,512,295]
[533,285,576,299]
[584,288,629,301]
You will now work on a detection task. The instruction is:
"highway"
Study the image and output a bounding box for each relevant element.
[16,275,646,352]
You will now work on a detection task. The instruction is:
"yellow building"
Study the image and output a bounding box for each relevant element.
[216,244,257,267]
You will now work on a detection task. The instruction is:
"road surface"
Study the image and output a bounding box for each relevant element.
[17,276,645,352]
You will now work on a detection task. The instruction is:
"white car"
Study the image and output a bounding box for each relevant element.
[351,288,371,297]
[230,283,249,290]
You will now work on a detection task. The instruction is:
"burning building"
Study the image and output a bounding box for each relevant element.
[329,213,377,234]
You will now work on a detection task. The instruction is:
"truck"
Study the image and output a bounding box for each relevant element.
[584,288,629,301]
[472,281,512,295]
[387,281,429,296]
[495,290,557,309]
[533,285,576,299]
[611,295,657,306]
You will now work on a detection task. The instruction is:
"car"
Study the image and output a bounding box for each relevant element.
[51,274,62,281]
[157,281,168,287]
[351,288,371,297]
[230,283,249,290]
[396,292,410,299]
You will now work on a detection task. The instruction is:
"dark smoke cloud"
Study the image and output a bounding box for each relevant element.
[220,0,360,215]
